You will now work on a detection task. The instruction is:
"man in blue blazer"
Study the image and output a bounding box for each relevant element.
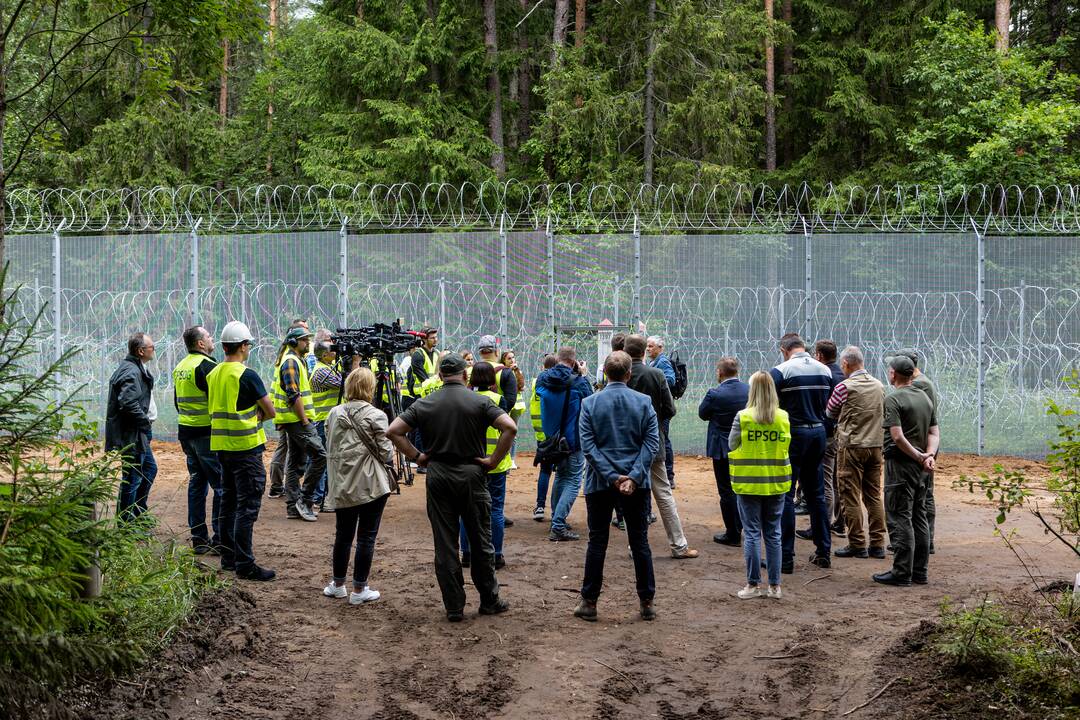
[698,357,750,546]
[574,351,661,622]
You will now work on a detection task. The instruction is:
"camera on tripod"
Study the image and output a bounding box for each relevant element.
[329,320,421,363]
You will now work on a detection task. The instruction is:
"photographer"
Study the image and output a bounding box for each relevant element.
[403,327,439,472]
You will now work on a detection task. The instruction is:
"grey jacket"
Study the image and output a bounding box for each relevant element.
[104,354,153,458]
[325,401,394,510]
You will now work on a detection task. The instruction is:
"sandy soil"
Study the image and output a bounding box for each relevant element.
[128,443,1074,720]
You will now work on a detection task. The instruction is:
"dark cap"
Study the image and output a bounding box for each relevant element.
[888,355,916,376]
[890,347,920,367]
[421,326,438,337]
[439,352,468,375]
[478,334,498,350]
[285,327,313,343]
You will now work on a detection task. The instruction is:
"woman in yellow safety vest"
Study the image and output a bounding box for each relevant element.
[728,371,792,600]
[458,361,513,570]
[499,350,526,471]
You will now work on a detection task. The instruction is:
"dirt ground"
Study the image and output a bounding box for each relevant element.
[111,443,1075,720]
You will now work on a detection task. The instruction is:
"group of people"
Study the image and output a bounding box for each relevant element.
[103,318,939,621]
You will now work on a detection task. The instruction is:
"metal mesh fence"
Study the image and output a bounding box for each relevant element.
[6,227,1079,457]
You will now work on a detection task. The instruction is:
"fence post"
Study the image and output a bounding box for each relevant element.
[546,216,555,350]
[778,283,786,335]
[240,272,248,325]
[974,223,986,456]
[439,276,447,347]
[339,217,349,329]
[802,216,812,339]
[499,213,508,340]
[632,215,642,330]
[188,218,202,326]
[1017,279,1026,392]
[52,224,62,364]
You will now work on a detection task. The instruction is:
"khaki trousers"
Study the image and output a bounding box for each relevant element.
[837,446,887,549]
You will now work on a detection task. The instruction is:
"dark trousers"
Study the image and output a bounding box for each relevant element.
[281,422,327,508]
[219,448,266,572]
[712,458,742,537]
[535,466,553,509]
[660,416,675,484]
[782,425,831,560]
[425,461,500,613]
[313,420,329,503]
[582,485,655,602]
[332,494,389,587]
[268,436,287,495]
[925,469,936,551]
[884,458,930,580]
[117,434,157,522]
[181,434,223,547]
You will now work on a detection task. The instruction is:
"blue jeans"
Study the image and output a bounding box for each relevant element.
[181,434,223,547]
[535,466,552,508]
[313,420,328,504]
[550,451,584,532]
[782,425,831,560]
[660,416,675,484]
[117,434,158,521]
[738,493,784,586]
[460,471,507,556]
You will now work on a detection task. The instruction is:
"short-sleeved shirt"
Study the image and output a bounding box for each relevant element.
[399,382,505,461]
[237,368,268,412]
[883,385,937,459]
[912,373,937,411]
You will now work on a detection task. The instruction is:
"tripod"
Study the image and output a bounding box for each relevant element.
[368,353,415,488]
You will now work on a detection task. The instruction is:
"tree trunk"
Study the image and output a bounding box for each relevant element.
[643,0,656,185]
[552,0,570,67]
[219,40,230,125]
[574,0,585,107]
[484,0,506,177]
[781,0,793,167]
[995,0,1009,52]
[267,0,278,176]
[356,0,364,23]
[515,0,531,145]
[764,0,776,172]
[427,0,441,87]
[0,30,6,270]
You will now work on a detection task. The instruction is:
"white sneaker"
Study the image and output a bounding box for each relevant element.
[511,461,519,470]
[737,584,763,599]
[323,582,347,599]
[532,506,545,521]
[295,499,318,522]
[767,585,783,600]
[349,586,381,605]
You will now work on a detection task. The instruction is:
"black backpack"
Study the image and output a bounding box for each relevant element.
[669,350,688,399]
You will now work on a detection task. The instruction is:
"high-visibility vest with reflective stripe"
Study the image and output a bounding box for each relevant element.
[728,409,792,495]
[311,361,340,422]
[370,358,391,404]
[419,375,443,397]
[207,361,267,452]
[404,347,438,397]
[173,353,214,427]
[478,390,513,474]
[529,379,545,442]
[270,350,314,425]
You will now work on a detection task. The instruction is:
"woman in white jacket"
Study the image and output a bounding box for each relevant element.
[322,367,394,605]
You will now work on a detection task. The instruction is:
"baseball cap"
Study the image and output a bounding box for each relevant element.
[888,355,916,376]
[478,334,498,350]
[439,352,468,375]
[285,327,313,344]
[889,347,920,367]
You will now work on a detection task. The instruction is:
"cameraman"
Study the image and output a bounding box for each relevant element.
[404,327,439,472]
[311,340,359,510]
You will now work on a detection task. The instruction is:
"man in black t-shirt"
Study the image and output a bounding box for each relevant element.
[388,352,517,622]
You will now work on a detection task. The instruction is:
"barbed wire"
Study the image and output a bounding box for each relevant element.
[6,182,1080,234]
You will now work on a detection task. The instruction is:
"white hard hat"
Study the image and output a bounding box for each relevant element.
[220,321,254,344]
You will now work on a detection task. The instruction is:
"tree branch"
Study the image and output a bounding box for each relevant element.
[1032,506,1080,558]
[1,0,33,42]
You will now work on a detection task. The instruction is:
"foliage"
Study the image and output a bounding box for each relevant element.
[0,265,219,713]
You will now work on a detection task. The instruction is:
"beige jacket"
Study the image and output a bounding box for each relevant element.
[325,401,393,510]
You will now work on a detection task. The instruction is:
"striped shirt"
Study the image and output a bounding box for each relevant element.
[826,368,869,419]
[311,364,343,392]
[770,351,835,426]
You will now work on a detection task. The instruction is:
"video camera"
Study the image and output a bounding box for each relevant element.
[330,320,422,362]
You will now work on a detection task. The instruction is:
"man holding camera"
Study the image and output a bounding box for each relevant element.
[271,326,327,522]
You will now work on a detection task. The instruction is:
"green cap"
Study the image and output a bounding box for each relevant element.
[285,327,313,344]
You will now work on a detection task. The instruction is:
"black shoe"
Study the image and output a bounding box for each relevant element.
[236,564,276,581]
[781,558,794,575]
[612,518,626,531]
[809,553,831,569]
[793,502,809,516]
[831,522,847,537]
[647,513,658,525]
[713,532,741,547]
[872,571,912,587]
[574,597,598,622]
[193,542,214,556]
[286,509,301,520]
[548,528,580,542]
[479,597,510,615]
[268,487,283,498]
[220,560,236,572]
[461,552,471,568]
[494,554,506,570]
[639,598,657,621]
[795,528,814,541]
[834,545,868,559]
[447,609,464,622]
[912,575,928,585]
[868,546,887,559]
[503,517,515,528]
[929,545,935,555]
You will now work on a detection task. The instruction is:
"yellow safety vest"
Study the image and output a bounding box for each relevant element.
[728,409,793,496]
[207,361,267,452]
[311,360,340,422]
[478,390,513,474]
[270,350,314,425]
[404,347,438,397]
[529,378,545,442]
[419,375,444,397]
[173,353,213,427]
